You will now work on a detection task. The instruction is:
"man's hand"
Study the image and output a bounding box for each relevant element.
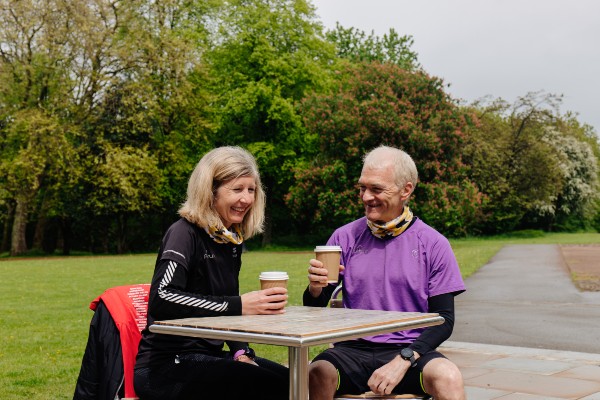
[307,259,344,297]
[367,356,410,395]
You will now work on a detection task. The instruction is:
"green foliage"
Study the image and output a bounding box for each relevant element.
[286,160,362,231]
[207,0,335,147]
[204,0,337,240]
[0,109,80,254]
[0,0,219,253]
[325,23,419,70]
[87,144,162,215]
[292,61,483,236]
[412,180,486,237]
[463,92,600,234]
[533,121,599,231]
[502,229,546,238]
[592,199,600,232]
[0,0,598,255]
[0,0,73,111]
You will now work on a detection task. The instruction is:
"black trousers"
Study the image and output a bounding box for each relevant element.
[134,352,289,400]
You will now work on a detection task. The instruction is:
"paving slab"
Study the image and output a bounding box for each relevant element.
[555,364,600,380]
[442,335,600,399]
[495,394,566,400]
[578,394,600,400]
[479,356,575,375]
[464,386,511,399]
[465,370,600,398]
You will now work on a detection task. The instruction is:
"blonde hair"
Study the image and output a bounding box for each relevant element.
[178,146,266,238]
[363,145,418,194]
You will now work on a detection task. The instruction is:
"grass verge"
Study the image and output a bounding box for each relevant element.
[0,231,597,399]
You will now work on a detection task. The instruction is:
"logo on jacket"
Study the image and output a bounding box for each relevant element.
[353,245,368,254]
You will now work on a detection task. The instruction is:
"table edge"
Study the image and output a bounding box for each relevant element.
[149,315,444,347]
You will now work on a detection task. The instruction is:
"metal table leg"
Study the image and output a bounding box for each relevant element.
[288,346,309,400]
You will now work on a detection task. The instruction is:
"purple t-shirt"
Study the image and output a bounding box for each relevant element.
[328,217,465,344]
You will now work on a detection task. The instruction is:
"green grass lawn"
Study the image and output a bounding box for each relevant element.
[0,232,597,399]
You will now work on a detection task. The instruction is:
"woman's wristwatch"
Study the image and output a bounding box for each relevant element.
[233,347,256,361]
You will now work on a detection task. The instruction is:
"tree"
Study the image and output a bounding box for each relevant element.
[0,0,220,253]
[325,23,419,70]
[0,109,78,255]
[76,0,218,210]
[290,61,482,237]
[0,0,133,253]
[205,0,336,244]
[0,0,71,112]
[85,143,162,253]
[531,121,600,231]
[463,92,565,233]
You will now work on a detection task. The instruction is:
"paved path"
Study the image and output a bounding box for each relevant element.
[441,244,600,399]
[451,244,600,353]
[440,341,600,399]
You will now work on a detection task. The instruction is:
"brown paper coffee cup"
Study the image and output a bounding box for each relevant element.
[314,245,342,283]
[259,271,289,290]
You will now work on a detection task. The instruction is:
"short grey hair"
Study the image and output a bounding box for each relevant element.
[363,145,418,191]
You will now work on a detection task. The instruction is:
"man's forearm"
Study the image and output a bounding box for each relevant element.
[410,293,455,355]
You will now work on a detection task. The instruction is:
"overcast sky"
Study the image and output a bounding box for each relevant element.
[311,0,600,135]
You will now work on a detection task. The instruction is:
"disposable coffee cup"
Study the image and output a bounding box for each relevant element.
[314,245,342,283]
[259,271,289,290]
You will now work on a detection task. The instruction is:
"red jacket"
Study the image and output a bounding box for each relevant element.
[74,284,149,400]
[91,284,150,399]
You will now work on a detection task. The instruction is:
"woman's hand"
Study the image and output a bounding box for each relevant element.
[241,287,287,315]
[235,354,258,366]
[307,259,344,297]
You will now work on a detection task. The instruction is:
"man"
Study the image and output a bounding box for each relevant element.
[304,145,466,400]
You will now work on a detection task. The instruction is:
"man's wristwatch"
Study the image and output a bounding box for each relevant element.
[400,347,417,368]
[233,347,256,361]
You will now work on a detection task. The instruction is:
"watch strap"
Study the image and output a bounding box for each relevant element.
[233,349,246,360]
[233,347,255,360]
[400,348,417,368]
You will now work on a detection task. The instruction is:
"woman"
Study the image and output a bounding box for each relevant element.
[134,146,289,399]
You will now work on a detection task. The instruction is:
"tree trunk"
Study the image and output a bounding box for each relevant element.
[1,202,15,252]
[33,215,47,251]
[261,202,272,247]
[10,199,29,256]
[60,217,72,255]
[117,214,128,254]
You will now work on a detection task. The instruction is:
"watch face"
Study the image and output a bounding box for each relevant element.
[401,348,413,358]
[245,347,256,359]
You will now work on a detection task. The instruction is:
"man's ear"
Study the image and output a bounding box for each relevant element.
[400,182,415,201]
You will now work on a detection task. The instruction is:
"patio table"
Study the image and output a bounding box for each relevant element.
[150,305,444,400]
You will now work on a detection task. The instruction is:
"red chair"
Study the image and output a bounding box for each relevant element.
[74,284,150,400]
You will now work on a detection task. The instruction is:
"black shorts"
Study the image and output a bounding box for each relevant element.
[312,340,445,396]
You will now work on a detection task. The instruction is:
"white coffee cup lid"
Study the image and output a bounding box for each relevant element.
[314,245,342,252]
[259,271,289,280]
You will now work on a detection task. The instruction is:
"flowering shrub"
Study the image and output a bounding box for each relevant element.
[289,61,484,236]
